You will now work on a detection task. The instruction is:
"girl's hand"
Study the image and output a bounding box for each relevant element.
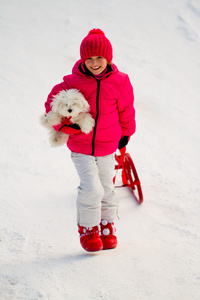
[59,123,81,135]
[118,136,129,149]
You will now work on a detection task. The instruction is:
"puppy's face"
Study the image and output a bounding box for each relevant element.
[58,98,84,118]
[52,90,90,118]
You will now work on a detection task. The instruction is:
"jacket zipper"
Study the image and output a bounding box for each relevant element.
[91,79,100,156]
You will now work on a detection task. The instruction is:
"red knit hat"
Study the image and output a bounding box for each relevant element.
[80,29,113,63]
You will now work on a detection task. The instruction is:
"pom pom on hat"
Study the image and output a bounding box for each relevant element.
[80,28,113,63]
[88,28,105,35]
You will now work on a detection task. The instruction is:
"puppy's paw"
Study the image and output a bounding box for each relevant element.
[40,111,62,128]
[50,131,69,147]
[81,115,95,134]
[40,113,50,128]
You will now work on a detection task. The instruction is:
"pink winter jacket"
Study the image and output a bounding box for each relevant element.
[45,60,136,156]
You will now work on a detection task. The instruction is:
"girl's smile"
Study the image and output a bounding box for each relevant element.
[85,56,107,75]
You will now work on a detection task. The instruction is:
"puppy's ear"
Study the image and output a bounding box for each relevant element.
[51,97,63,113]
[79,95,90,112]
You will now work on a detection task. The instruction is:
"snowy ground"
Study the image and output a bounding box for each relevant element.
[1,0,200,299]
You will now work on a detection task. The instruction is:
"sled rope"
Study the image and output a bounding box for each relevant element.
[113,147,126,185]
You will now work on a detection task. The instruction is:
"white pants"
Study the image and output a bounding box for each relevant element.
[71,152,118,227]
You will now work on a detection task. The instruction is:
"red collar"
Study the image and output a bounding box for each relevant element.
[62,116,73,125]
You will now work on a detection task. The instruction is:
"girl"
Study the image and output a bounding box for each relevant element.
[44,29,136,252]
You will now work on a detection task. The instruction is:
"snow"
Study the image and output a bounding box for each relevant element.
[1,0,200,299]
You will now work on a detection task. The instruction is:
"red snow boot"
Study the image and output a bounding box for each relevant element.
[100,220,117,250]
[78,225,103,252]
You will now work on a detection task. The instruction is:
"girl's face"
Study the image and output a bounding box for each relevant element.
[85,56,107,75]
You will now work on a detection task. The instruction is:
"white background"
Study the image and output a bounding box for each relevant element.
[1,0,200,299]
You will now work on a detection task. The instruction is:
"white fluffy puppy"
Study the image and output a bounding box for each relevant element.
[40,89,95,147]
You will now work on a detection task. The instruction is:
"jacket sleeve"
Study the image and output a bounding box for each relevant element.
[45,81,68,113]
[117,75,136,136]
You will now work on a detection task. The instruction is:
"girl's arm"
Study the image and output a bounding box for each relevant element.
[118,75,136,137]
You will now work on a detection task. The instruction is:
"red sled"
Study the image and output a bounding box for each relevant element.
[114,147,143,204]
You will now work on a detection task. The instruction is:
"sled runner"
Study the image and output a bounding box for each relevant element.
[114,147,143,204]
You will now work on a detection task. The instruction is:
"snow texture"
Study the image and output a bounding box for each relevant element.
[1,0,200,299]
